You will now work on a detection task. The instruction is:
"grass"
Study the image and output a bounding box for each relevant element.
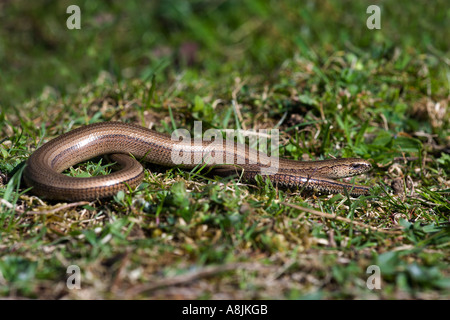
[0,1,449,299]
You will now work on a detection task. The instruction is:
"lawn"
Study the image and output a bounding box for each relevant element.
[0,0,449,299]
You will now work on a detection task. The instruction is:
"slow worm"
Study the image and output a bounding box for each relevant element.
[24,122,372,201]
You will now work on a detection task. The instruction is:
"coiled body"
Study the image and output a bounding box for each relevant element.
[24,122,372,201]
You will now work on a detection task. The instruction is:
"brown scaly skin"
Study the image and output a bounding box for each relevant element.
[24,122,372,201]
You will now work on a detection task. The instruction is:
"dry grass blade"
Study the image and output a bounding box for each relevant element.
[125,262,263,297]
[25,201,91,215]
[281,202,403,235]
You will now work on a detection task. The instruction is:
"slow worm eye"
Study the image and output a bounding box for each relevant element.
[351,162,371,171]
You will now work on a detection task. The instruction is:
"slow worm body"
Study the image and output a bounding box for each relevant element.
[24,122,372,201]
